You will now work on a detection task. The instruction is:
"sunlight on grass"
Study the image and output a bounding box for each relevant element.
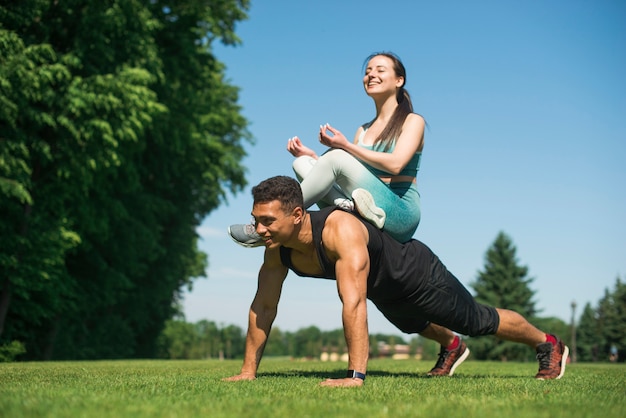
[1,359,624,418]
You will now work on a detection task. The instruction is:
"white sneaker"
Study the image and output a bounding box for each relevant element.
[351,188,386,229]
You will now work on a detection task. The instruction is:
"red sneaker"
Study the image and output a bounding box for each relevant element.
[427,339,470,377]
[535,335,569,380]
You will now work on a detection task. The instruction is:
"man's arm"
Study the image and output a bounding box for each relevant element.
[320,212,371,387]
[223,247,288,381]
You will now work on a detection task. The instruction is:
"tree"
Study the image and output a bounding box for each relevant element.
[193,320,222,359]
[0,0,251,360]
[595,277,626,362]
[263,328,285,356]
[576,302,600,362]
[156,319,198,359]
[220,324,245,359]
[572,277,626,363]
[293,326,323,358]
[470,232,539,361]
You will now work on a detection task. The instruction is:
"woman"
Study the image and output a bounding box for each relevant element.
[229,52,425,245]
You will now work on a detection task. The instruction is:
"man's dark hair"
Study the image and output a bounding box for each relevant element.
[251,176,304,213]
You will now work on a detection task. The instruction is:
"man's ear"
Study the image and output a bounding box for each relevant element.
[292,206,304,225]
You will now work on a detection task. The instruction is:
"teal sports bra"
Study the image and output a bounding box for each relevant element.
[357,126,421,178]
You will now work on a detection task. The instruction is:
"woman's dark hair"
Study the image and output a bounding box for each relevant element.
[363,51,414,152]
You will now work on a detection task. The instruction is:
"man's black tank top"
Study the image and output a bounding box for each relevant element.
[279,207,436,304]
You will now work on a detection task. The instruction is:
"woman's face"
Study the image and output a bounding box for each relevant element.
[363,55,404,97]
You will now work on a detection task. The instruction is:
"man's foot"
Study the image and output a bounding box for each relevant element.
[228,223,264,248]
[427,339,470,377]
[351,188,386,229]
[535,335,569,380]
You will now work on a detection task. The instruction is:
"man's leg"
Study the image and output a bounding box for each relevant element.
[493,308,545,345]
[419,322,455,346]
[494,308,569,380]
[373,307,470,378]
[405,240,569,380]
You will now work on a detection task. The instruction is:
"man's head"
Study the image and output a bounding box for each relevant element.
[250,176,305,247]
[251,176,304,211]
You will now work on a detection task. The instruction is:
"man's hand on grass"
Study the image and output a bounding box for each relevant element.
[319,377,364,387]
[222,373,256,382]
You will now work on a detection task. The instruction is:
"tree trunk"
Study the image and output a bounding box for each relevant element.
[0,277,11,337]
[43,316,60,360]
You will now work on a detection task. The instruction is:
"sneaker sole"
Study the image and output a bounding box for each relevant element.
[448,347,470,376]
[352,189,385,229]
[227,226,265,248]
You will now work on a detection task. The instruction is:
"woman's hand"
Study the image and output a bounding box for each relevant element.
[319,123,350,150]
[287,136,318,158]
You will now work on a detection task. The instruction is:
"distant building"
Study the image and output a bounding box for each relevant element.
[320,341,422,361]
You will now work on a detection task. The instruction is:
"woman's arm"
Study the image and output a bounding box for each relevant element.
[320,113,425,175]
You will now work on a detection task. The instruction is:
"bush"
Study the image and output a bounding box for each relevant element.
[0,341,26,362]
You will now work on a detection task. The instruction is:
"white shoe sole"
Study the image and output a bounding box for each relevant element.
[448,347,470,376]
[351,189,386,229]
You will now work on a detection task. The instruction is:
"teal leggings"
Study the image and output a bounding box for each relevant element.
[293,149,420,243]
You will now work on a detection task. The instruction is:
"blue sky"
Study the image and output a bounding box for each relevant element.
[182,0,626,336]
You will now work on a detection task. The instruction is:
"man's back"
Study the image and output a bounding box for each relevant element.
[279,207,438,304]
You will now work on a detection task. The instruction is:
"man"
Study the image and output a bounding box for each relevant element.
[223,176,568,387]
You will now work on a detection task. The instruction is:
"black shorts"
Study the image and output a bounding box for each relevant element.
[370,254,500,336]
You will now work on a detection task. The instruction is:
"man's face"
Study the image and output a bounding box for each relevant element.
[251,200,300,248]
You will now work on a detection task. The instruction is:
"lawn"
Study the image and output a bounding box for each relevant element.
[1,358,624,418]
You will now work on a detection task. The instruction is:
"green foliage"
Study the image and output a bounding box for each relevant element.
[154,319,416,360]
[469,232,540,361]
[0,340,26,362]
[0,0,251,359]
[156,319,245,360]
[1,360,625,418]
[576,302,601,361]
[576,277,626,362]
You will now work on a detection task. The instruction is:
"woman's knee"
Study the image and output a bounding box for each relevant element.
[319,148,355,165]
[318,149,369,178]
[292,155,317,179]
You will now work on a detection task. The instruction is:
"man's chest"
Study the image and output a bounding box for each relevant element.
[289,247,332,278]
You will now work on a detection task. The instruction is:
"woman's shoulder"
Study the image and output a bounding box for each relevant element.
[405,112,425,124]
[354,120,374,144]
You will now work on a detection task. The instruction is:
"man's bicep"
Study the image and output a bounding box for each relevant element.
[327,214,370,300]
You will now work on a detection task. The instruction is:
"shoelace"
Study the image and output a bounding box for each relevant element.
[536,350,551,370]
[433,348,451,369]
[244,223,257,234]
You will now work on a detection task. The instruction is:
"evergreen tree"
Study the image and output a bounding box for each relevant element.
[469,231,538,361]
[596,277,626,362]
[576,302,600,362]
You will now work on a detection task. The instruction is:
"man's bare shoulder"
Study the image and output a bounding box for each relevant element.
[323,210,369,247]
[325,209,363,224]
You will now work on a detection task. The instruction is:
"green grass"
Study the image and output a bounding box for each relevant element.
[1,359,624,418]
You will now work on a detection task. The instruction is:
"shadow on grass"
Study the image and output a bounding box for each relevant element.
[258,369,527,380]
